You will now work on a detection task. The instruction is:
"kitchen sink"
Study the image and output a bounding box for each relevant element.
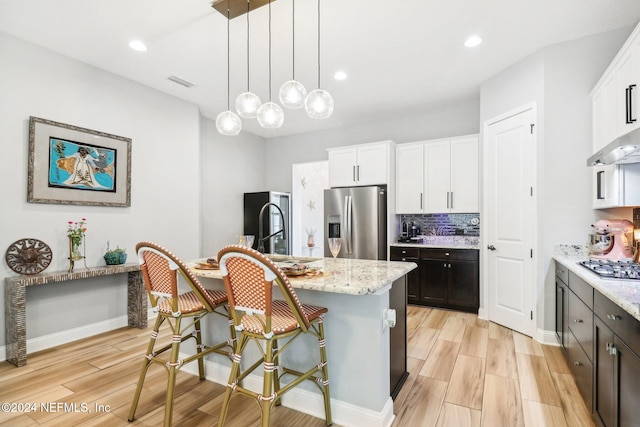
[266,254,323,264]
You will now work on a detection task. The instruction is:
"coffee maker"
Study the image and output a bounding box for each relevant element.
[398,221,420,243]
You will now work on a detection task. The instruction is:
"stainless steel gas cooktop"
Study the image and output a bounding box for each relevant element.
[579,259,640,280]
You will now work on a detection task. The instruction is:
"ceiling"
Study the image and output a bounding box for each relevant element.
[1,1,640,138]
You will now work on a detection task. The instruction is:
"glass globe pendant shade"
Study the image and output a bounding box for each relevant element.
[235,92,261,118]
[279,80,307,109]
[257,101,285,128]
[216,110,242,136]
[305,89,334,119]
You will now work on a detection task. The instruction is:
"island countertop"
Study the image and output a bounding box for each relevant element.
[188,256,417,296]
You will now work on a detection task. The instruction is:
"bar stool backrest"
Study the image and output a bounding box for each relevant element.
[218,245,310,335]
[136,241,216,315]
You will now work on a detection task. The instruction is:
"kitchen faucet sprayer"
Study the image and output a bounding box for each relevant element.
[257,202,287,253]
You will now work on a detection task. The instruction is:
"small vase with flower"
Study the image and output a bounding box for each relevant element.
[67,218,88,272]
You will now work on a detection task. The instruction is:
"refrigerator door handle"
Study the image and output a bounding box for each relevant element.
[346,195,353,255]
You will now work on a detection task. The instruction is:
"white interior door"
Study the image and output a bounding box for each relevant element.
[484,105,536,337]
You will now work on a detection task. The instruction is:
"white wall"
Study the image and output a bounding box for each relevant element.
[0,32,251,350]
[479,27,634,334]
[200,117,267,257]
[265,98,480,192]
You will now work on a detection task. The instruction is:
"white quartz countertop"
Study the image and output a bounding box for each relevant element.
[553,254,640,321]
[188,257,417,296]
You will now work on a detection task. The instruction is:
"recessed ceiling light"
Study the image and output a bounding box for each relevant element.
[128,39,148,52]
[464,35,482,48]
[334,71,348,81]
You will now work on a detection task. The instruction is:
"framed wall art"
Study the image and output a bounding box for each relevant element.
[27,116,132,207]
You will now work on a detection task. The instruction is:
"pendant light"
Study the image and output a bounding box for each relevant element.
[305,0,334,119]
[235,0,261,118]
[278,0,307,109]
[257,0,284,128]
[216,7,242,135]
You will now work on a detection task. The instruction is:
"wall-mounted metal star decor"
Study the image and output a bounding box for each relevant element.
[300,177,307,189]
[307,199,316,210]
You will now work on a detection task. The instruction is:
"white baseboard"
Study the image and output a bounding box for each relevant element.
[535,328,560,346]
[0,310,156,363]
[181,356,396,427]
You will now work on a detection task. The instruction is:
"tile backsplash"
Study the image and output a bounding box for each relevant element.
[400,213,480,237]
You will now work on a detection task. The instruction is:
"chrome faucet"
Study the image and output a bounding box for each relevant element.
[257,202,287,253]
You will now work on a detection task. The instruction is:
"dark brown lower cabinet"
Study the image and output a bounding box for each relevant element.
[594,311,640,427]
[420,248,479,312]
[391,246,479,312]
[390,246,420,304]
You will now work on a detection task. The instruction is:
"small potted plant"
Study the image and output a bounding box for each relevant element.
[104,244,127,265]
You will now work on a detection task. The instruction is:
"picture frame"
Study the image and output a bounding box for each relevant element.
[27,116,131,207]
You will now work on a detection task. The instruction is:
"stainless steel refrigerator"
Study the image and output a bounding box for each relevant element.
[244,191,291,255]
[324,185,387,260]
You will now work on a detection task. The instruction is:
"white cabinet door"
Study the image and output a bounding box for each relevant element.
[356,143,388,186]
[593,165,620,209]
[328,147,357,188]
[615,38,640,138]
[395,143,424,213]
[593,72,618,152]
[450,136,479,213]
[424,140,451,213]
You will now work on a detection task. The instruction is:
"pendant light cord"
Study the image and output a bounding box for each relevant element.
[246,0,250,91]
[292,0,296,80]
[316,0,321,88]
[226,7,231,110]
[268,0,272,100]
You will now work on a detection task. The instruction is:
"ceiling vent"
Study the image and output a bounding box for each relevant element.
[167,75,194,88]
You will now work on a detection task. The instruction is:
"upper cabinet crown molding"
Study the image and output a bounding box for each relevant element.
[327,140,395,188]
[395,134,479,214]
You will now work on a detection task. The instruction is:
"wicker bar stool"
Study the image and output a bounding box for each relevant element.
[128,241,236,427]
[217,245,332,427]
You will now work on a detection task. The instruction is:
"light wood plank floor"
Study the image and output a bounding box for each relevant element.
[0,306,594,426]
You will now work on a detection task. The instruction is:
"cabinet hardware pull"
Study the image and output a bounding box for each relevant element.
[450,192,453,209]
[420,193,423,210]
[402,258,406,261]
[487,245,496,251]
[443,263,447,268]
[573,319,583,323]
[445,252,449,256]
[448,263,451,268]
[573,361,582,366]
[628,84,637,123]
[607,314,619,321]
[627,86,632,124]
[353,165,356,182]
[596,170,605,200]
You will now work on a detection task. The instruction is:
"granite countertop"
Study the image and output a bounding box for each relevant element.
[391,236,480,250]
[553,254,640,321]
[188,256,417,296]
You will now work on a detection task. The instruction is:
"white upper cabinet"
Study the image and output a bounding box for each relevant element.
[592,22,640,149]
[449,136,479,213]
[395,135,479,214]
[424,140,451,212]
[614,35,640,138]
[327,141,394,188]
[395,143,424,213]
[591,22,640,208]
[592,72,617,151]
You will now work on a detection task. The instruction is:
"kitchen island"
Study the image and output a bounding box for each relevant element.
[188,255,416,427]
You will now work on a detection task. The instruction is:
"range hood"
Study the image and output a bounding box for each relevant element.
[587,128,640,166]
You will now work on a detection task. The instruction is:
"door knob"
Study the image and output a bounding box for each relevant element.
[487,245,496,251]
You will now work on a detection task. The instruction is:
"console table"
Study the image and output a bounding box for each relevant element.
[4,263,147,367]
